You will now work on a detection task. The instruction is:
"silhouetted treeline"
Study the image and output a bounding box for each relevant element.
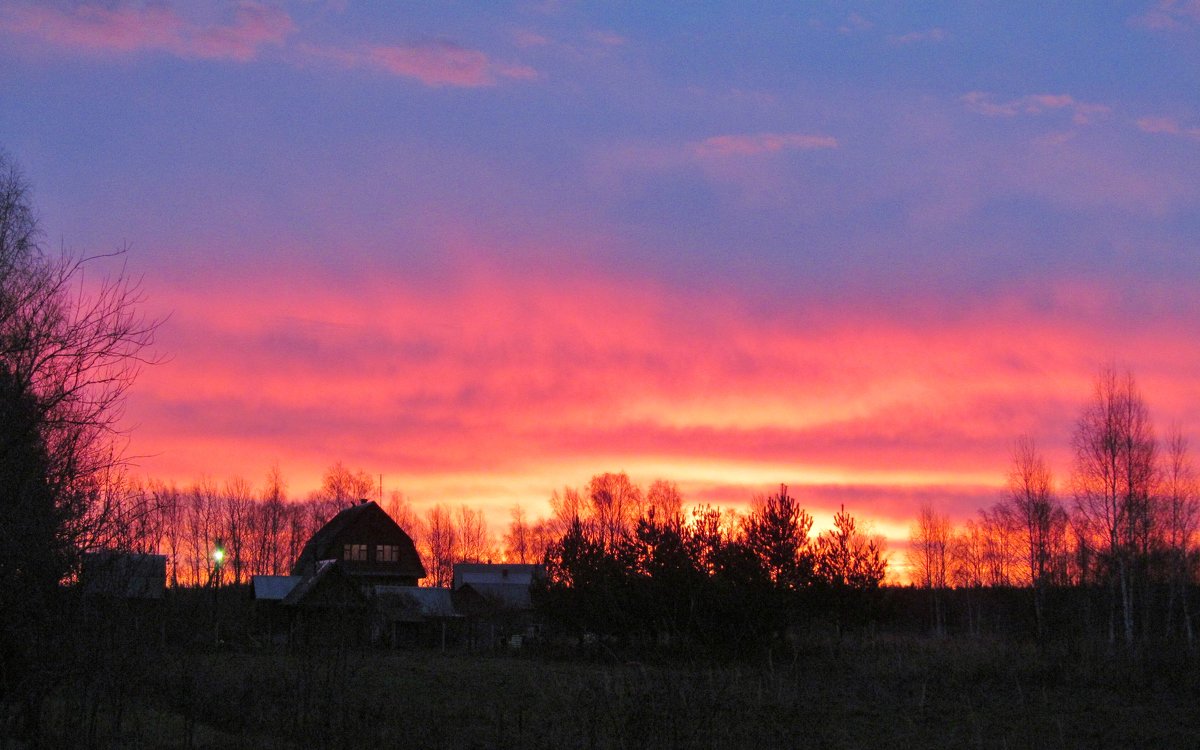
[114,461,555,586]
[536,475,886,655]
[908,366,1200,648]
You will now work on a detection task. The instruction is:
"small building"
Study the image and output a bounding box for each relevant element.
[291,499,426,586]
[452,563,543,609]
[79,551,168,647]
[81,551,167,599]
[452,563,545,649]
[373,585,463,649]
[254,562,370,646]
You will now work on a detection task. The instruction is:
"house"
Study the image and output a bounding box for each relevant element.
[81,551,167,599]
[373,585,463,649]
[291,499,426,586]
[79,551,168,647]
[451,563,545,649]
[452,563,543,610]
[253,562,370,646]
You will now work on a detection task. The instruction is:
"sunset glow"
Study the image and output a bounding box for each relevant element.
[4,1,1200,553]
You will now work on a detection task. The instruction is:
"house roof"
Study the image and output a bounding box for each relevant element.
[252,575,302,601]
[457,582,535,611]
[374,585,461,621]
[291,500,425,580]
[81,551,167,599]
[282,560,367,608]
[452,563,543,590]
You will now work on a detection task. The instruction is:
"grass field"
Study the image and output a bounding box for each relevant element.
[36,634,1200,749]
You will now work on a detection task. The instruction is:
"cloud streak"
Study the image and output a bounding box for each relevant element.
[691,133,838,158]
[962,92,1110,125]
[1137,115,1200,140]
[300,39,536,87]
[0,2,294,61]
[123,260,1200,539]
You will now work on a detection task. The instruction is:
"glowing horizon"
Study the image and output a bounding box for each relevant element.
[4,1,1199,558]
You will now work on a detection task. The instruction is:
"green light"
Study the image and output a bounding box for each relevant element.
[212,547,225,564]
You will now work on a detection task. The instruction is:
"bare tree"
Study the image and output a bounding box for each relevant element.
[222,476,254,585]
[383,489,419,534]
[312,460,375,515]
[455,505,493,564]
[184,479,220,586]
[255,464,288,575]
[588,472,642,551]
[422,504,457,587]
[950,518,987,589]
[1006,436,1069,636]
[504,504,532,563]
[0,150,157,641]
[1161,426,1199,646]
[908,503,950,635]
[550,485,586,536]
[1072,367,1158,646]
[646,479,684,528]
[979,504,1018,587]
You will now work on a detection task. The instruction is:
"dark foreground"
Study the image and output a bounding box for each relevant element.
[24,635,1200,749]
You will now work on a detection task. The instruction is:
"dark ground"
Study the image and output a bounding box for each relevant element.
[31,634,1200,749]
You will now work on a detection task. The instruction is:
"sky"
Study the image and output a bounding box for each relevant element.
[2,1,1200,549]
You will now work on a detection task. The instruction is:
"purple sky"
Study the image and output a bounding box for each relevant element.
[3,1,1200,546]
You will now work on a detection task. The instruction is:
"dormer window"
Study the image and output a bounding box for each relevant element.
[343,543,367,562]
[376,544,399,563]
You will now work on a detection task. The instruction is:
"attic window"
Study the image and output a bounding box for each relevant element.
[377,544,399,563]
[343,544,367,562]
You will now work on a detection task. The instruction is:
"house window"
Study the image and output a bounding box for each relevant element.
[343,543,367,562]
[376,544,399,563]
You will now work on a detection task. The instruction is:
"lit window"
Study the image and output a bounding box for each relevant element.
[376,544,399,563]
[343,543,367,562]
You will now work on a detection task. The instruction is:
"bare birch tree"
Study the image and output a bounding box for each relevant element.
[908,503,950,634]
[1072,366,1158,646]
[1161,426,1199,646]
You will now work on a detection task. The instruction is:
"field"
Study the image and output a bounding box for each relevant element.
[36,635,1200,749]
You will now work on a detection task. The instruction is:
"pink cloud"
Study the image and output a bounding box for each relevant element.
[369,42,493,87]
[838,12,873,35]
[588,30,627,47]
[1137,115,1200,139]
[512,29,551,48]
[299,39,536,87]
[0,2,294,61]
[889,28,947,45]
[962,92,1110,125]
[191,3,296,62]
[121,257,1200,552]
[691,133,838,158]
[1131,0,1200,30]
